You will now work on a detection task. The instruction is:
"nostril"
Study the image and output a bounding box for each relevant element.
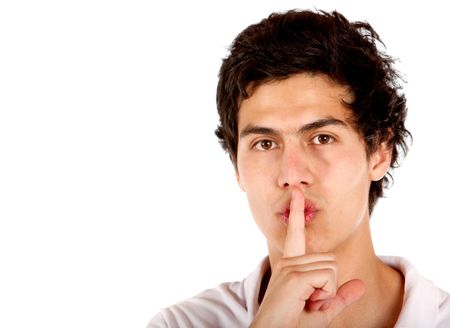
[283,181,308,187]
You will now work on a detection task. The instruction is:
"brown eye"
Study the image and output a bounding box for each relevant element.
[312,134,335,145]
[255,139,276,150]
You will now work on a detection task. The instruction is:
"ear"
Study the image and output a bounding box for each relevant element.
[369,142,392,182]
[235,170,246,192]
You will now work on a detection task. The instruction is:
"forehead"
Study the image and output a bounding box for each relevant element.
[238,73,354,128]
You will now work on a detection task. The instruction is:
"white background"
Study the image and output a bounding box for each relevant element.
[1,1,449,327]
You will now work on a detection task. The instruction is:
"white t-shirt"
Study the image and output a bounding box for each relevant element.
[148,256,450,327]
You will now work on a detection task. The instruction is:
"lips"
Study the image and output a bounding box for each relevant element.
[280,201,318,225]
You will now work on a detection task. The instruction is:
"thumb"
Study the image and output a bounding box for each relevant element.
[309,279,365,319]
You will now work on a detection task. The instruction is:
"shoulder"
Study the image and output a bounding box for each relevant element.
[379,256,450,327]
[147,257,270,328]
[147,312,167,328]
[436,288,450,327]
[149,281,247,328]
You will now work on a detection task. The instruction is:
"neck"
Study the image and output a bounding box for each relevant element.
[331,218,404,327]
[333,217,377,286]
[264,217,404,327]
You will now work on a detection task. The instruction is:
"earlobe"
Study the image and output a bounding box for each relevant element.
[369,143,392,181]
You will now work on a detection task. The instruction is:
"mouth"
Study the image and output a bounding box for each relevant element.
[279,201,318,225]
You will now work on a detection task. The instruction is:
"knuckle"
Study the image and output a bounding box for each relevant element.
[324,267,337,280]
[279,264,293,277]
[324,252,337,261]
[285,270,302,283]
[278,257,290,267]
[329,261,338,273]
[273,259,288,273]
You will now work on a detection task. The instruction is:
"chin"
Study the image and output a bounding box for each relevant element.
[305,237,332,254]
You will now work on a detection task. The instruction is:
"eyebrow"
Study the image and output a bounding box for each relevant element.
[239,117,348,139]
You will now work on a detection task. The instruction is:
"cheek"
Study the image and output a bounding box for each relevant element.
[322,153,371,217]
[241,166,274,215]
[321,148,369,184]
[237,158,280,230]
[315,149,370,202]
[237,153,277,191]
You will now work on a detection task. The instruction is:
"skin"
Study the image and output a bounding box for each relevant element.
[236,73,404,327]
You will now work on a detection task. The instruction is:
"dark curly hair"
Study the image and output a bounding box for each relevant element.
[215,9,411,213]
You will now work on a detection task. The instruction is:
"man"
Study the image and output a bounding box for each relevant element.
[148,9,450,327]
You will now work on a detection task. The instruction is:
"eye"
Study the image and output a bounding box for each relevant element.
[312,134,335,145]
[254,139,277,151]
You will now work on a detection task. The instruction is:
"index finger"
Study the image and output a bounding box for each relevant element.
[283,187,306,257]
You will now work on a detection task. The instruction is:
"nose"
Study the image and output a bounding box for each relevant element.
[277,143,313,189]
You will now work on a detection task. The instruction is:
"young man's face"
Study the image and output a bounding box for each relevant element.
[236,73,389,259]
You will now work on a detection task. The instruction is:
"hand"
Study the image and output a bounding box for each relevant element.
[250,187,365,327]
